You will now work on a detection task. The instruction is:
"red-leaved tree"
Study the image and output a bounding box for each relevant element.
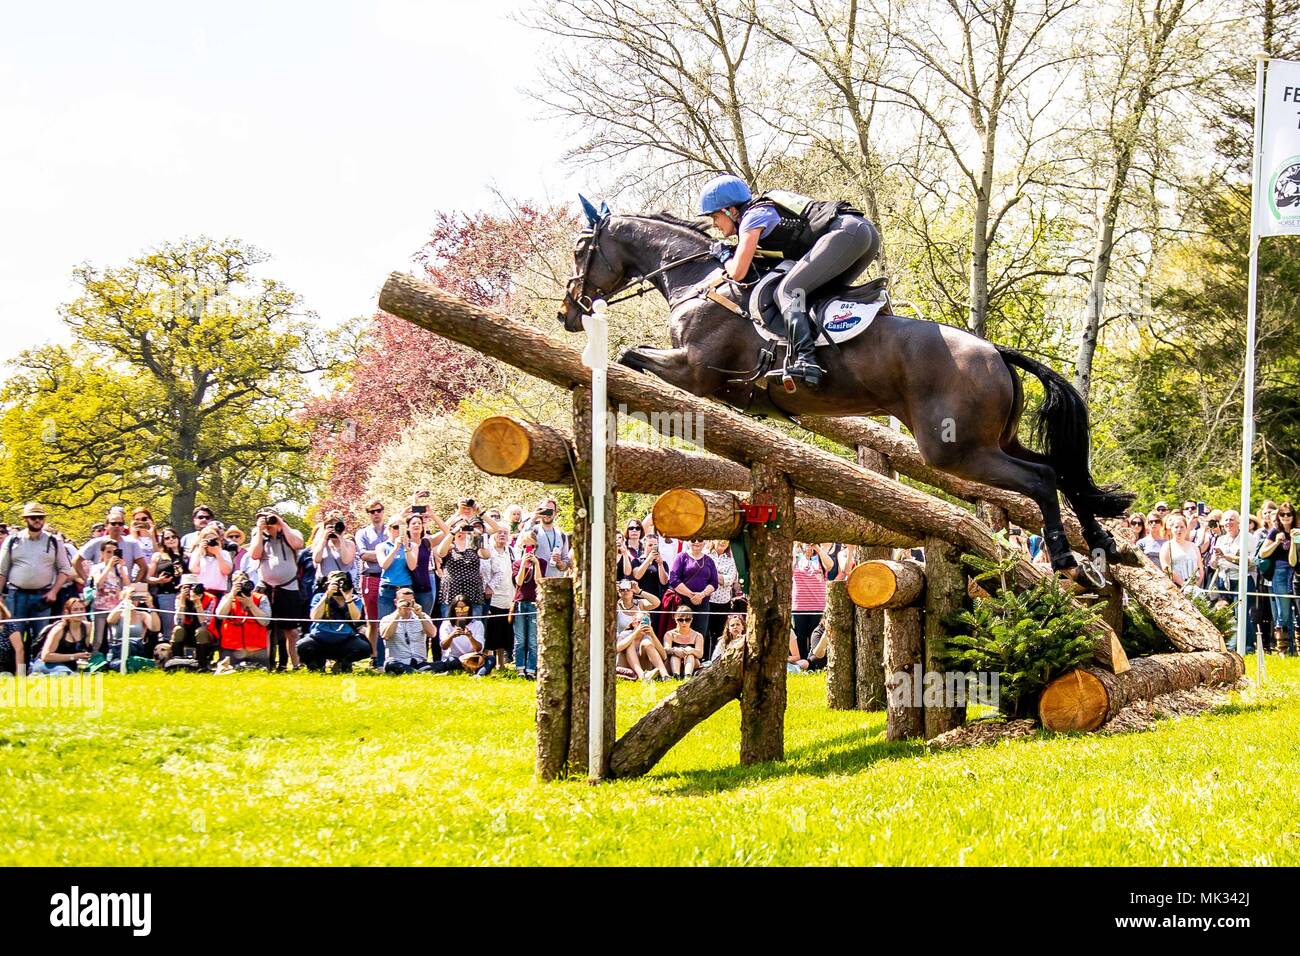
[306,203,578,514]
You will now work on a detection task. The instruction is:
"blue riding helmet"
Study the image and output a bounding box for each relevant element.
[697,174,752,215]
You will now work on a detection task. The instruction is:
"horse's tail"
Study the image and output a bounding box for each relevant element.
[996,346,1134,518]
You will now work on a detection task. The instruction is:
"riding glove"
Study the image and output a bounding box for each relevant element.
[709,240,733,263]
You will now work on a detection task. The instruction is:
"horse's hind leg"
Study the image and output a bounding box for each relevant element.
[1003,437,1121,563]
[934,442,1084,576]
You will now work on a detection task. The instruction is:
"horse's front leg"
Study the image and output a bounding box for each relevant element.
[618,345,719,398]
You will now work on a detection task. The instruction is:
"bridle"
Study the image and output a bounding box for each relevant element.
[563,217,713,318]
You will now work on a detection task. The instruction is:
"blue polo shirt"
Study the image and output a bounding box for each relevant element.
[308,593,362,643]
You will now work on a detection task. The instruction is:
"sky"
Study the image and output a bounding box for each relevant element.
[0,0,580,367]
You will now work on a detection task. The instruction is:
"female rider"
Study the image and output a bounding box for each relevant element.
[696,174,880,390]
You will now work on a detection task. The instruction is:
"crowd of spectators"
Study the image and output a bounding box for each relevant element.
[2,490,1294,680]
[1120,498,1299,655]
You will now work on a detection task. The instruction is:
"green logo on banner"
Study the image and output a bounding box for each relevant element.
[1268,154,1300,226]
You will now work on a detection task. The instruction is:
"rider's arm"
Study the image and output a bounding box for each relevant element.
[726,227,762,281]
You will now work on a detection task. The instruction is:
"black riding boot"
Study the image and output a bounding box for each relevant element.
[782,309,824,389]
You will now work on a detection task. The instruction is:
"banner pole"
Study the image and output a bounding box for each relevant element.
[1235,53,1268,684]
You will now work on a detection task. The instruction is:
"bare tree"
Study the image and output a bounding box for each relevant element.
[862,0,1083,337]
[524,0,790,194]
[1070,0,1222,398]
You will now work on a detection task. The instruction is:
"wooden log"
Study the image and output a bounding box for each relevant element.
[799,414,1218,657]
[824,580,856,710]
[651,488,916,547]
[854,605,886,711]
[740,462,794,764]
[923,537,966,739]
[608,641,744,778]
[883,606,925,740]
[469,416,751,493]
[565,387,618,780]
[535,577,573,781]
[377,274,1126,671]
[1038,651,1244,732]
[855,445,892,711]
[846,559,926,609]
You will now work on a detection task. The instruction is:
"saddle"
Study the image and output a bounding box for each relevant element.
[681,261,891,390]
[746,261,889,346]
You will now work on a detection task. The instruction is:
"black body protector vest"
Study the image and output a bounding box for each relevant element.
[741,190,864,261]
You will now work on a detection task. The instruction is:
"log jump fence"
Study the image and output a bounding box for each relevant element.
[379,273,1247,779]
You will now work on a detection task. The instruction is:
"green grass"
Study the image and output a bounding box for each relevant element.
[3,657,1299,865]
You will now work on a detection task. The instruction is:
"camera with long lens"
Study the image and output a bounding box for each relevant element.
[332,520,345,535]
[237,579,255,597]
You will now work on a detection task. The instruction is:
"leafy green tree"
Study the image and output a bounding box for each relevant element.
[0,238,325,534]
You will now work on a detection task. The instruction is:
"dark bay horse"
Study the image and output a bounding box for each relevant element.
[558,211,1133,578]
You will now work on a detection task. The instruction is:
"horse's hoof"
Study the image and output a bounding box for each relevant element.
[1065,560,1107,591]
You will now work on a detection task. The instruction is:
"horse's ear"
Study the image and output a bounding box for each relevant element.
[598,201,611,222]
[579,194,601,227]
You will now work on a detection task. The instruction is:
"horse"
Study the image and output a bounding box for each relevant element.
[557,209,1134,581]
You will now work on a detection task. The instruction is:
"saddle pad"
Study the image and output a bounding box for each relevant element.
[750,297,885,346]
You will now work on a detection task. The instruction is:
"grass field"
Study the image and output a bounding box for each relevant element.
[3,657,1299,866]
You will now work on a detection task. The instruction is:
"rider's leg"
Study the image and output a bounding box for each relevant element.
[774,216,879,386]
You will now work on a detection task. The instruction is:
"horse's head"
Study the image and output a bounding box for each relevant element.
[558,223,628,332]
[559,210,629,332]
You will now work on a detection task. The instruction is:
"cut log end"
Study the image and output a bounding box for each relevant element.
[469,416,533,477]
[652,488,711,540]
[1037,669,1109,732]
[847,559,924,609]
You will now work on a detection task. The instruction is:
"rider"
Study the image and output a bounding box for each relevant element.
[697,174,880,390]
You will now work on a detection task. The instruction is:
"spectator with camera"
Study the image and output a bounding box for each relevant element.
[1258,501,1300,656]
[379,585,438,673]
[188,524,233,605]
[180,505,217,552]
[82,507,149,583]
[375,517,419,669]
[614,579,667,680]
[30,596,93,675]
[0,502,72,652]
[404,513,438,616]
[250,508,305,671]
[212,570,271,669]
[298,570,368,672]
[528,498,571,578]
[705,539,739,659]
[310,511,357,595]
[355,499,388,655]
[481,526,515,670]
[430,594,492,675]
[511,529,545,678]
[146,527,184,638]
[435,519,489,621]
[165,573,217,668]
[127,508,157,559]
[89,539,132,651]
[104,583,160,666]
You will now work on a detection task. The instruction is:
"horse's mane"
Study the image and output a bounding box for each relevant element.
[632,211,712,236]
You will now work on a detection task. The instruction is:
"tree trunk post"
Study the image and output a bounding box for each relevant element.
[566,387,618,779]
[739,462,794,764]
[824,580,855,710]
[883,605,925,740]
[922,537,966,739]
[854,444,892,710]
[535,577,574,781]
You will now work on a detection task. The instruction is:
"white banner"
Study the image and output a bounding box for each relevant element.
[1258,57,1300,237]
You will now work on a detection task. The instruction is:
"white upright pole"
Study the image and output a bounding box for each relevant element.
[1236,53,1268,685]
[583,299,609,780]
[119,605,130,674]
